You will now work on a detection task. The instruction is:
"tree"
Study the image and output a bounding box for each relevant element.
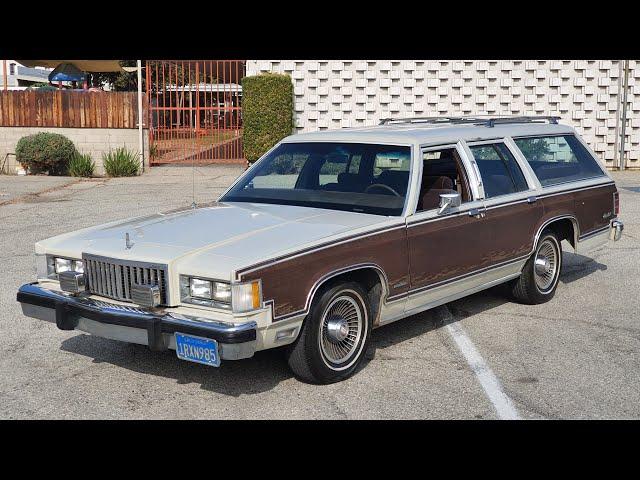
[90,61,219,92]
[90,60,138,91]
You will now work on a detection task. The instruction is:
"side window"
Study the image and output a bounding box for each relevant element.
[469,143,529,198]
[417,147,471,212]
[513,135,605,187]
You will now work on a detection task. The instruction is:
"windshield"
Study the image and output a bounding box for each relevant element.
[221,142,412,216]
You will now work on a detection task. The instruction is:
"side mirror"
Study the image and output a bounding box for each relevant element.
[437,192,461,215]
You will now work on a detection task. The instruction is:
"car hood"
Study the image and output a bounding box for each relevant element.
[36,201,394,280]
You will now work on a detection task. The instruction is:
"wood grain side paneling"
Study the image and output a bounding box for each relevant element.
[239,227,409,320]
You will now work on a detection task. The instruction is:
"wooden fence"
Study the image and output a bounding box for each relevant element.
[0,90,147,129]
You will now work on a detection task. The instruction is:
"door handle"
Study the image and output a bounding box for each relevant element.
[468,208,486,218]
[527,196,538,204]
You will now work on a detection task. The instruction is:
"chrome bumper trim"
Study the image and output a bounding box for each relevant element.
[610,219,624,241]
[17,283,257,360]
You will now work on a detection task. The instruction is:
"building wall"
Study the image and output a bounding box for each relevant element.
[247,60,640,170]
[1,60,52,89]
[0,127,149,176]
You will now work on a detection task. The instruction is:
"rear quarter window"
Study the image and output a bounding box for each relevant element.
[513,135,605,187]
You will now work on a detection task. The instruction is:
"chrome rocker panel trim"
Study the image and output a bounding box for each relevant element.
[17,283,257,360]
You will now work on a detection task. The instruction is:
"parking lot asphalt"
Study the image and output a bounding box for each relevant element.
[0,167,638,419]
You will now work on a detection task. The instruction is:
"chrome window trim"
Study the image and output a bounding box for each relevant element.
[403,142,423,218]
[509,133,609,187]
[457,140,486,199]
[464,137,537,200]
[409,141,483,219]
[503,136,542,190]
[530,175,609,189]
[572,132,611,179]
[220,140,416,219]
[535,178,615,199]
[404,177,611,227]
[218,141,283,200]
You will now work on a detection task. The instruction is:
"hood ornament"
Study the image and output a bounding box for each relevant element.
[125,232,134,250]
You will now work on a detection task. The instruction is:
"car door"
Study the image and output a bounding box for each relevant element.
[405,142,493,313]
[464,139,543,269]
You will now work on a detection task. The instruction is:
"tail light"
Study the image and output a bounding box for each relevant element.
[614,191,620,216]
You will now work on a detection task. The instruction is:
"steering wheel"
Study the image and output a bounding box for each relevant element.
[364,183,401,197]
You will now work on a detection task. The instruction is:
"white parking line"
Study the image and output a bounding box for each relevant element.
[442,308,521,420]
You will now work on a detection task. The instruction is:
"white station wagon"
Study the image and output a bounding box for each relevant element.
[17,116,623,383]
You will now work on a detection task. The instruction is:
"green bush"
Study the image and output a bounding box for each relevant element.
[15,132,77,175]
[241,73,294,163]
[102,147,140,177]
[149,143,158,160]
[68,152,95,177]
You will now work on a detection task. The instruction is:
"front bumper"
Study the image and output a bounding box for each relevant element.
[17,283,257,360]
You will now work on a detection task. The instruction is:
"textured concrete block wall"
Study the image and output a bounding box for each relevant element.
[247,60,640,169]
[0,127,149,175]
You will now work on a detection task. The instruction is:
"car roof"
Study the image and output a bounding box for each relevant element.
[280,119,576,146]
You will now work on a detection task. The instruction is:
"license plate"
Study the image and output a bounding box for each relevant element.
[175,333,220,367]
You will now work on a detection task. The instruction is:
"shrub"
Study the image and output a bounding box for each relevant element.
[149,143,158,159]
[68,152,95,177]
[241,73,294,163]
[15,132,77,175]
[102,147,140,177]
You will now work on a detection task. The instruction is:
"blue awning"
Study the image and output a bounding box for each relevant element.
[48,63,86,82]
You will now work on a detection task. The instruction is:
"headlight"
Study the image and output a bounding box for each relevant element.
[180,275,233,309]
[39,255,83,280]
[55,258,73,273]
[190,278,212,298]
[180,275,261,312]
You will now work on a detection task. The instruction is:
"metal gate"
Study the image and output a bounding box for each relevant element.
[146,60,246,165]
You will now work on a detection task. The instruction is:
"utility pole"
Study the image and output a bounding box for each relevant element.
[613,61,622,169]
[619,60,630,171]
[137,60,145,173]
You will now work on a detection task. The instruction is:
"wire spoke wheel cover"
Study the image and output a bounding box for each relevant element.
[534,237,559,292]
[318,293,365,368]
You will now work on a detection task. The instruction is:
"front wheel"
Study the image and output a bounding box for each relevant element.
[512,230,563,304]
[285,281,372,384]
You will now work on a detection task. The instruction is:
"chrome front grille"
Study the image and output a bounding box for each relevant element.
[82,254,169,305]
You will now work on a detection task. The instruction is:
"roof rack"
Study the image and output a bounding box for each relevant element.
[378,116,561,127]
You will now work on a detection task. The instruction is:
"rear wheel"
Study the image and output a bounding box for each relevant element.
[512,230,562,304]
[285,281,371,384]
